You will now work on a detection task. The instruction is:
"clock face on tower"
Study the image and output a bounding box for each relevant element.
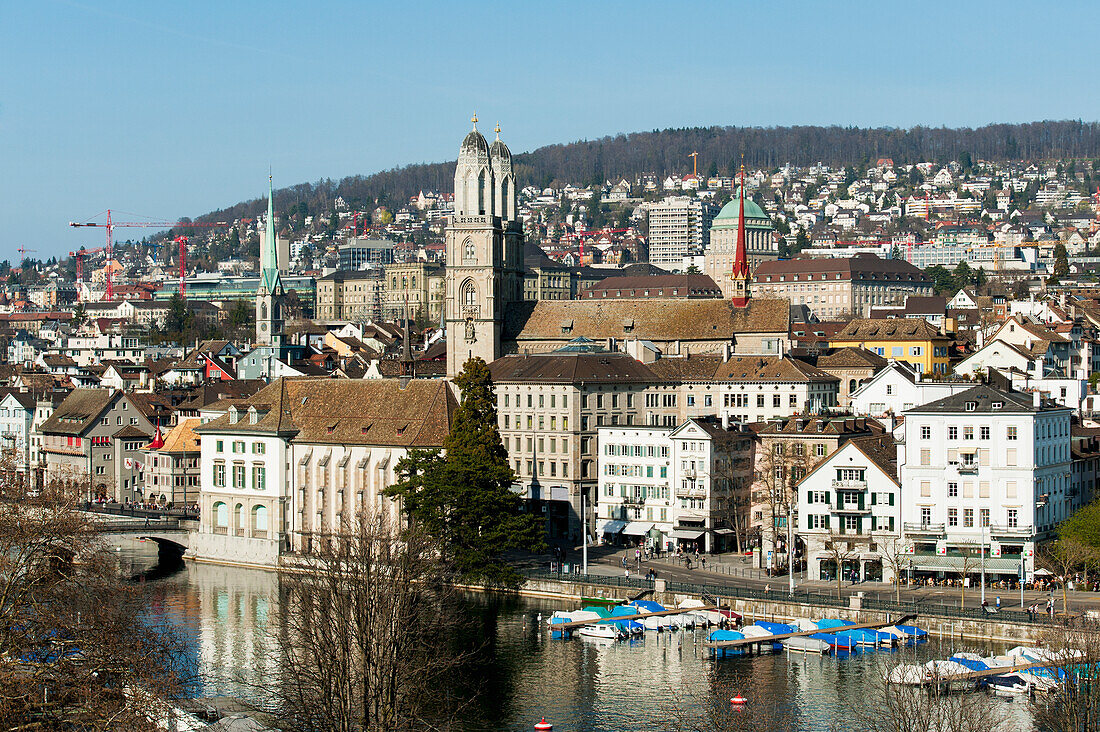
[260,323,268,332]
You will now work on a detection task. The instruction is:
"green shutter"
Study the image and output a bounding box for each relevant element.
[825,515,831,530]
[889,493,895,506]
[871,516,877,531]
[825,492,831,505]
[889,517,895,531]
[871,493,877,505]
[858,493,865,510]
[856,518,862,535]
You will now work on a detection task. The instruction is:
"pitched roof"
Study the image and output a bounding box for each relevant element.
[503,298,789,342]
[39,388,117,435]
[816,347,888,370]
[906,384,1062,414]
[144,418,201,454]
[753,254,929,281]
[195,377,457,448]
[645,354,724,380]
[489,351,660,383]
[580,274,722,297]
[834,318,948,342]
[711,355,837,383]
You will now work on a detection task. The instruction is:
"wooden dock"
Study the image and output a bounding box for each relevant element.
[701,614,917,649]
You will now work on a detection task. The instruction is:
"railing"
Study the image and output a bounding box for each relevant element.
[989,523,1033,537]
[622,496,645,506]
[520,569,1066,626]
[96,518,185,532]
[956,464,978,475]
[904,522,946,535]
[831,504,871,515]
[675,488,706,498]
[83,502,200,520]
[831,479,867,490]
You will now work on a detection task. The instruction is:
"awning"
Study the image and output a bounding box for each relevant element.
[622,521,653,536]
[957,446,978,454]
[670,529,706,540]
[599,520,627,535]
[712,528,735,536]
[907,555,1024,573]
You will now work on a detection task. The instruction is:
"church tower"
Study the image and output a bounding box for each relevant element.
[729,163,751,308]
[445,118,524,378]
[256,175,285,346]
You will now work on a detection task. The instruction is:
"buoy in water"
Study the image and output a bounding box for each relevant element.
[730,694,747,706]
[534,718,553,731]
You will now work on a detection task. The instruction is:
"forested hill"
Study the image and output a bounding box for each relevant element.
[196,120,1100,222]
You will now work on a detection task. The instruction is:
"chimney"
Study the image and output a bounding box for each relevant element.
[1033,390,1042,408]
[721,413,730,430]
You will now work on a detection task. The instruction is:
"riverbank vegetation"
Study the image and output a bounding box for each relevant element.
[0,481,185,730]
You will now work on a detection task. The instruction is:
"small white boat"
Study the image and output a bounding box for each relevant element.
[783,635,831,654]
[790,618,819,632]
[986,673,1033,697]
[739,625,780,651]
[677,599,723,626]
[886,664,928,686]
[577,624,619,640]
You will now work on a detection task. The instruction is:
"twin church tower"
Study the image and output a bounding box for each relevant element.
[444,117,525,377]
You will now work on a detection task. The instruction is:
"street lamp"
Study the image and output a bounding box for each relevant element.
[980,522,986,607]
[788,501,795,596]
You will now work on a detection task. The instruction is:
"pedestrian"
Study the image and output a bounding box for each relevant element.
[701,556,706,570]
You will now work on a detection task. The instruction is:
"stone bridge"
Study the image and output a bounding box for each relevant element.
[92,516,197,555]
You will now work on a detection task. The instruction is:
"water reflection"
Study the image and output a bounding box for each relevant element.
[120,540,1036,731]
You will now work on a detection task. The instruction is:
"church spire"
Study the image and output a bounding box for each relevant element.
[260,174,282,294]
[730,158,750,307]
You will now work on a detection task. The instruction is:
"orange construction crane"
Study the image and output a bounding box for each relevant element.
[69,211,245,299]
[16,246,37,258]
[689,151,699,178]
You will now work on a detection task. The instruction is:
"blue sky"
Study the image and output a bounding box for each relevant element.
[3,0,1098,258]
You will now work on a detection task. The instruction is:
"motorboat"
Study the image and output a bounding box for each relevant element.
[924,659,979,690]
[707,629,745,658]
[577,623,620,641]
[790,618,819,632]
[894,624,928,641]
[886,664,929,685]
[739,625,781,651]
[783,635,831,654]
[811,632,857,652]
[984,673,1033,697]
[677,598,723,626]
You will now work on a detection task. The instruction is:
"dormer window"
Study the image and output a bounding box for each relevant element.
[228,407,239,424]
[965,401,977,411]
[992,402,1003,409]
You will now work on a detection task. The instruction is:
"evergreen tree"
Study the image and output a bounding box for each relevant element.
[387,358,545,585]
[1054,243,1070,277]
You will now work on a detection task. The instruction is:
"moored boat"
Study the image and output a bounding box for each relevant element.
[783,635,831,654]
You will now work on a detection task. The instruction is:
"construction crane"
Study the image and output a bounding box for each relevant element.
[69,211,243,299]
[68,247,107,302]
[15,246,37,258]
[688,151,699,178]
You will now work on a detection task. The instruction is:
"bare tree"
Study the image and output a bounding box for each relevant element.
[956,540,982,609]
[274,511,474,732]
[877,536,913,603]
[847,651,1009,732]
[822,531,864,599]
[1031,621,1100,731]
[0,478,183,729]
[1038,537,1095,615]
[751,442,814,575]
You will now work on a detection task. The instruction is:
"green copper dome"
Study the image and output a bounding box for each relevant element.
[713,187,771,228]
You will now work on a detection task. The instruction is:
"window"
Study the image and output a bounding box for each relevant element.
[979,508,990,527]
[233,440,245,453]
[232,464,245,489]
[757,394,765,408]
[980,426,990,440]
[920,426,931,440]
[1007,426,1018,440]
[920,480,930,497]
[948,507,958,527]
[213,463,225,487]
[963,426,974,440]
[252,465,266,490]
[948,482,958,498]
[886,385,894,396]
[216,439,224,453]
[920,449,930,466]
[1007,508,1018,528]
[253,442,265,454]
[963,508,974,527]
[773,395,781,408]
[920,507,931,526]
[948,426,958,440]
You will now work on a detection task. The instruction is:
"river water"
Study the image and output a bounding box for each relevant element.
[120,540,1034,731]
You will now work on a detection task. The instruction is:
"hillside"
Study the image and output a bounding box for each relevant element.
[195,120,1100,223]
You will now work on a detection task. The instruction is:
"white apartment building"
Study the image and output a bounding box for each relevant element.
[647,197,716,268]
[596,417,753,554]
[797,436,902,583]
[0,392,35,483]
[900,385,1075,582]
[849,361,972,417]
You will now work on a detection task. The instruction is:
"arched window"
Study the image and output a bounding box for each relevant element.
[260,302,268,320]
[392,277,397,288]
[461,279,477,308]
[465,172,476,214]
[252,505,269,534]
[477,171,486,214]
[234,503,243,531]
[463,239,476,262]
[214,501,228,528]
[501,178,510,219]
[849,379,858,393]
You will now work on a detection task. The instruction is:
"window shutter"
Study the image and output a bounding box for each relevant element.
[825,515,830,530]
[807,490,814,505]
[858,493,865,510]
[871,516,877,531]
[888,493,895,506]
[871,493,877,505]
[825,492,831,505]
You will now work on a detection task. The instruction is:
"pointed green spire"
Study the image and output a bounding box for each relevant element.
[260,174,282,293]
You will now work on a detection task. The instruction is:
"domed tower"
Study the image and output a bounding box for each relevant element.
[446,117,524,378]
[454,118,492,216]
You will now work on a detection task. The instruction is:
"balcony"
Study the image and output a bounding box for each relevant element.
[989,523,1034,538]
[831,503,871,515]
[831,479,867,491]
[675,486,706,499]
[904,522,946,536]
[955,462,978,475]
[623,496,645,506]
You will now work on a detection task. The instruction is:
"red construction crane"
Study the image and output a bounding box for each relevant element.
[16,246,37,257]
[69,211,243,299]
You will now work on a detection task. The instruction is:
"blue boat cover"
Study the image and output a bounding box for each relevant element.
[632,600,666,613]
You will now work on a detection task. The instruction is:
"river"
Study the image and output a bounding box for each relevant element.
[119,540,1035,731]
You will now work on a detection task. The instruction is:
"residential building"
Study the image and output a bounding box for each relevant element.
[383,262,445,323]
[797,435,902,582]
[900,386,1075,583]
[831,319,951,375]
[647,197,716,268]
[752,255,933,318]
[338,238,395,269]
[815,347,888,406]
[489,341,681,542]
[0,391,36,486]
[849,361,972,417]
[315,270,385,322]
[142,418,202,506]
